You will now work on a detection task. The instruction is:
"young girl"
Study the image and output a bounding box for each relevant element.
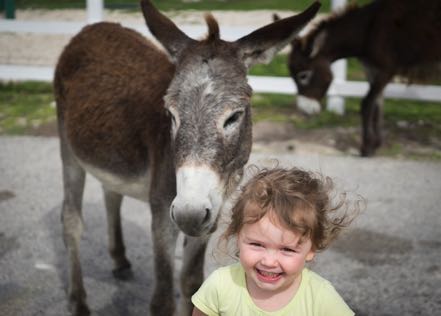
[192,167,360,316]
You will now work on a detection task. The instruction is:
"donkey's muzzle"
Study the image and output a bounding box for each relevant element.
[170,198,213,236]
[171,164,223,236]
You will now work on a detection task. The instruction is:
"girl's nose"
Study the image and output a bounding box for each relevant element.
[261,250,278,267]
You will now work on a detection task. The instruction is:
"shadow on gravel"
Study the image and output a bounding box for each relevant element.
[45,202,156,315]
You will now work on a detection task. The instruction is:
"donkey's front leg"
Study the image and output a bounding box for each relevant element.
[103,188,132,279]
[150,199,180,316]
[178,235,210,316]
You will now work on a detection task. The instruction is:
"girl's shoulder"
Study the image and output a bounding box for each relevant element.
[301,269,341,301]
[302,268,334,289]
[211,262,244,285]
[301,269,354,316]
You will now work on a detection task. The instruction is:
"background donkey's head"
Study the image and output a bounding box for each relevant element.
[289,35,333,114]
[141,0,320,236]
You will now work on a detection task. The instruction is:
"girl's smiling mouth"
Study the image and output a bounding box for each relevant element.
[256,268,283,282]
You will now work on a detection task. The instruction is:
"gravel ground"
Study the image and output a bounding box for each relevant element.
[0,136,440,315]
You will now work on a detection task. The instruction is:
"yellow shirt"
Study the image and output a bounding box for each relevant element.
[192,263,354,316]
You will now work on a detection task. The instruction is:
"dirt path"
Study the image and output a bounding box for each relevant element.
[1,135,440,316]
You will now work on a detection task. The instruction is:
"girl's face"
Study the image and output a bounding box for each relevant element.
[238,214,315,298]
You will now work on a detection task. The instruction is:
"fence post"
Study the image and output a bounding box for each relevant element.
[326,0,347,115]
[3,0,16,19]
[86,0,104,24]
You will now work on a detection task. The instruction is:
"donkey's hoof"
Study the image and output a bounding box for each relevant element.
[69,301,90,316]
[112,262,133,280]
[360,146,376,157]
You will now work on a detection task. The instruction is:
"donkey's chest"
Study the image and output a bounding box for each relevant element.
[78,158,151,202]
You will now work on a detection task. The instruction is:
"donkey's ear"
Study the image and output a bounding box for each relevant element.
[292,37,303,51]
[309,30,327,58]
[235,1,320,68]
[292,37,310,55]
[140,0,196,62]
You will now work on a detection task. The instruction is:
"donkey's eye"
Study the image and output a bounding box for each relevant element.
[223,111,243,130]
[297,70,313,86]
[167,109,176,126]
[166,108,179,137]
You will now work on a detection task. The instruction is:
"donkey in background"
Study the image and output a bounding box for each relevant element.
[286,0,441,156]
[54,0,320,314]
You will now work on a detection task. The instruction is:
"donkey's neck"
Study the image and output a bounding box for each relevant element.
[309,4,376,62]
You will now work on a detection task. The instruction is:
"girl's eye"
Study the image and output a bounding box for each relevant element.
[282,247,297,253]
[250,242,262,248]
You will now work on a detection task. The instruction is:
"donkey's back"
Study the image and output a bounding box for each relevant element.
[55,22,174,180]
[365,0,441,79]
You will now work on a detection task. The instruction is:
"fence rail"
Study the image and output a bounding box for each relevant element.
[1,2,441,105]
[2,64,440,103]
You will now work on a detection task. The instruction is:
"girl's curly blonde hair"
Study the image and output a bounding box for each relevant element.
[222,166,362,252]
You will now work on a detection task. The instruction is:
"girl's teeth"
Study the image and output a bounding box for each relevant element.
[259,270,280,277]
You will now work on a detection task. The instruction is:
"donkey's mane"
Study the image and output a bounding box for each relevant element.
[204,13,220,41]
[302,3,359,49]
[302,1,440,81]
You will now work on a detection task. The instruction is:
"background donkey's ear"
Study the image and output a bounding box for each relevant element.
[235,1,320,69]
[273,13,281,22]
[140,0,196,62]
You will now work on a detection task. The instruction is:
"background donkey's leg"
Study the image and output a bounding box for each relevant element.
[372,92,385,150]
[60,140,89,316]
[103,188,132,279]
[178,235,210,316]
[360,70,391,156]
[150,199,179,316]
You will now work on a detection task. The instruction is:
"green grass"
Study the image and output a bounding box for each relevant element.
[4,78,440,134]
[1,51,439,159]
[1,76,440,160]
[12,0,372,11]
[251,93,441,130]
[0,82,56,134]
[250,54,291,77]
[250,55,367,81]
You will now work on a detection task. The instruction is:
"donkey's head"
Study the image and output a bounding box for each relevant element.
[289,35,333,115]
[141,0,320,236]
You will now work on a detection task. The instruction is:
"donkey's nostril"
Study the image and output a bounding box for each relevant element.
[170,205,176,221]
[203,208,211,223]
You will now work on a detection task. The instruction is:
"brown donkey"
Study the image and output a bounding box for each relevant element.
[53,0,320,314]
[287,0,441,156]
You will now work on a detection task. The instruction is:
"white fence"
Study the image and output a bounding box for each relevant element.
[1,0,441,109]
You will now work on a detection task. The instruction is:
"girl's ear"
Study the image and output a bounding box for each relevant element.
[235,1,320,68]
[306,249,315,262]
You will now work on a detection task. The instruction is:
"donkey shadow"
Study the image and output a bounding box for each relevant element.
[45,199,168,315]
